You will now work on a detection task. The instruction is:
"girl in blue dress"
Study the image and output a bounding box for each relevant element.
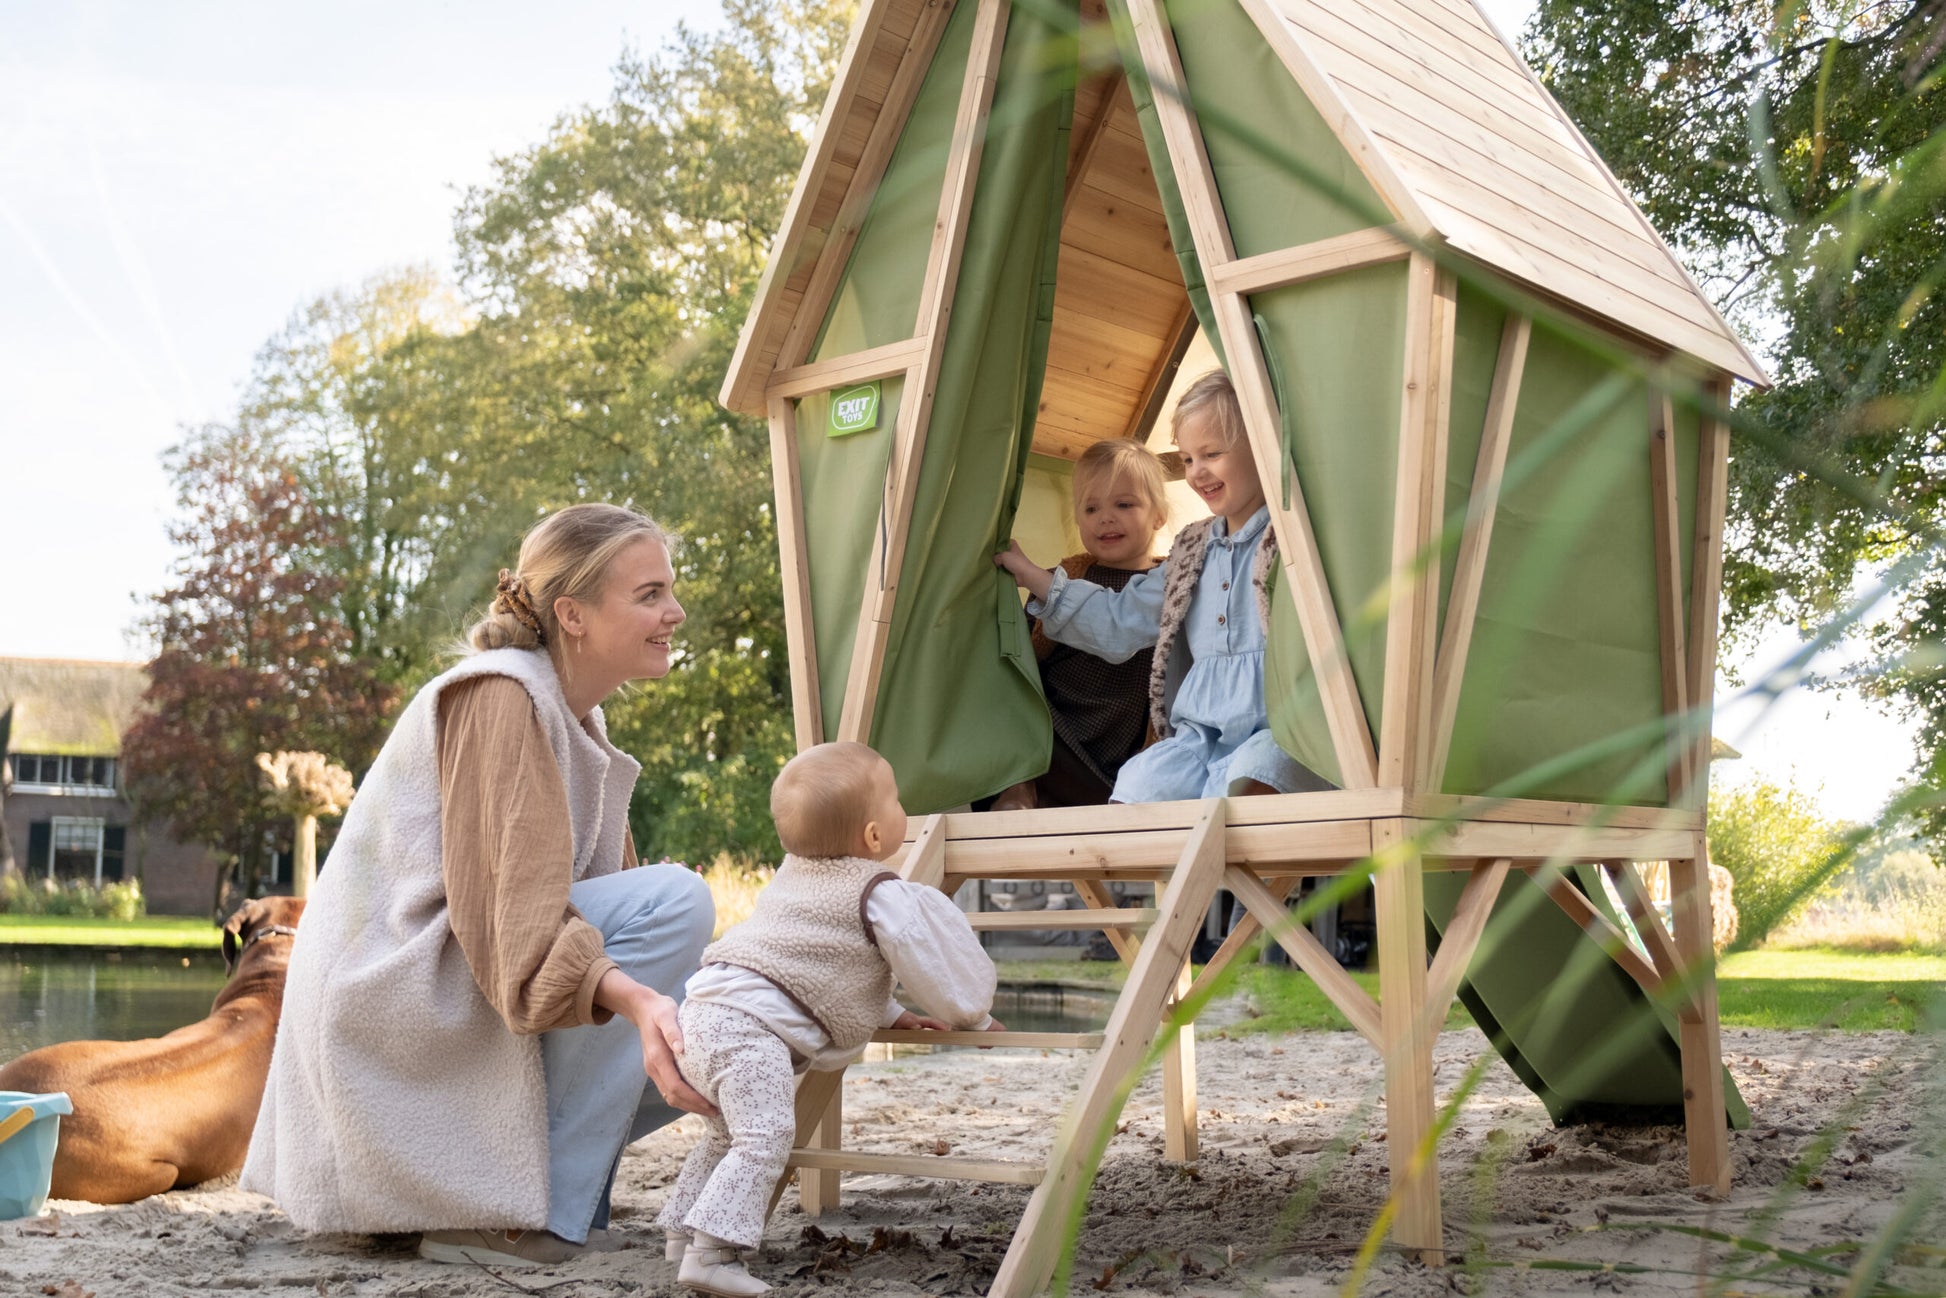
[996,370,1321,802]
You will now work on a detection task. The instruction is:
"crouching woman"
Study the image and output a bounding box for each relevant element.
[243,503,717,1269]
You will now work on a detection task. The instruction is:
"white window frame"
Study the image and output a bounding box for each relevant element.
[48,816,106,884]
[8,754,117,796]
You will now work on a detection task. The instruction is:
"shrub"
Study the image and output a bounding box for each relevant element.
[1708,776,1851,951]
[0,873,148,920]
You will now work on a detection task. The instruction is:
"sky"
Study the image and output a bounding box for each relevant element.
[0,0,1920,824]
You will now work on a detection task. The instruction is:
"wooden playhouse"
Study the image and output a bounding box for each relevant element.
[718,0,1767,1290]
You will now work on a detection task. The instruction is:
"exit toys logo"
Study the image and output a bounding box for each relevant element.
[828,382,881,437]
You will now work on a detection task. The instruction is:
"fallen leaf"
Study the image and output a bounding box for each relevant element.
[931,1137,952,1156]
[42,1283,93,1298]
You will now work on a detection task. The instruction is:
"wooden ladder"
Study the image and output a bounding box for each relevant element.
[768,801,1230,1293]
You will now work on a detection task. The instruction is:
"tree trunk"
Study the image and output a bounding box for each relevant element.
[294,813,318,897]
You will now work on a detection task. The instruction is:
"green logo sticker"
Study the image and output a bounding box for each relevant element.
[828,382,881,438]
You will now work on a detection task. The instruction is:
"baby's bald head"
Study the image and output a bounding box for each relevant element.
[772,741,892,859]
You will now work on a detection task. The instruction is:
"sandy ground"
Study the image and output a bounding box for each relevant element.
[5,1024,1940,1298]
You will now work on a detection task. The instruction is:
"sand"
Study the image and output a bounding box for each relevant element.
[5,1024,1939,1297]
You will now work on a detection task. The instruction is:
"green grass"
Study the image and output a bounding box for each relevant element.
[1716,948,1945,1033]
[998,947,1946,1035]
[0,914,223,949]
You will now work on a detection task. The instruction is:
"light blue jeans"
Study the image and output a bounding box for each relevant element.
[541,863,715,1242]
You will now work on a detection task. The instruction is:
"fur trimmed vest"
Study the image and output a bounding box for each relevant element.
[1147,516,1280,739]
[242,647,640,1234]
[703,855,899,1054]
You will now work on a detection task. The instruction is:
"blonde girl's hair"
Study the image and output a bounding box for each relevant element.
[1172,368,1247,449]
[771,741,886,858]
[467,503,672,653]
[1071,438,1171,527]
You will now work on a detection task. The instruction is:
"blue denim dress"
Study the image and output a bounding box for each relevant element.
[1030,507,1313,801]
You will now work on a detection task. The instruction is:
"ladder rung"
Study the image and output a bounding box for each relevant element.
[788,1148,1045,1185]
[871,1029,1104,1049]
[967,907,1157,931]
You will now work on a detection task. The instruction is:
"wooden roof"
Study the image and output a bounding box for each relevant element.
[1247,0,1766,383]
[722,0,1765,437]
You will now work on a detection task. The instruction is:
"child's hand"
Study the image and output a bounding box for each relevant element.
[891,1009,952,1031]
[976,1016,1007,1049]
[994,541,1054,601]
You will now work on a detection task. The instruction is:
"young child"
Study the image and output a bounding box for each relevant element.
[993,437,1170,811]
[659,742,1002,1297]
[996,369,1320,803]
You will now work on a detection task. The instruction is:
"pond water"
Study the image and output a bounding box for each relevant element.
[0,954,1109,1062]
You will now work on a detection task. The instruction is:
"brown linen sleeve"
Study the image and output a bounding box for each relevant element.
[438,675,620,1034]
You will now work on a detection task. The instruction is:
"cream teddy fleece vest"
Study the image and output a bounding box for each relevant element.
[702,854,899,1055]
[241,647,640,1234]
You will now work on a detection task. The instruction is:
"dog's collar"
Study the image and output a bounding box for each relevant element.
[242,924,299,951]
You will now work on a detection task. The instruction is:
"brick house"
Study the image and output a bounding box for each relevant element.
[0,657,227,915]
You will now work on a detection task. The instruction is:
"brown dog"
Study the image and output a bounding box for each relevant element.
[0,896,304,1203]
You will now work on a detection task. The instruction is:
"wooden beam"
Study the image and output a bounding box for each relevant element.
[871,1029,1106,1049]
[1426,314,1530,791]
[1376,258,1456,790]
[789,1070,846,1216]
[1669,836,1731,1192]
[1072,878,1141,962]
[765,337,927,401]
[1227,865,1381,1047]
[1651,392,1694,805]
[901,813,950,890]
[1062,71,1127,222]
[1204,226,1413,297]
[1403,793,1700,831]
[772,0,962,375]
[838,0,1012,743]
[1371,818,1442,1261]
[966,907,1158,930]
[722,0,911,413]
[935,788,1404,838]
[1601,859,1694,1016]
[787,1148,1046,1185]
[1162,958,1197,1161]
[767,397,825,748]
[1183,876,1296,1005]
[1684,377,1733,810]
[1420,858,1509,1050]
[1120,297,1198,443]
[989,801,1228,1298]
[1407,818,1697,863]
[1535,870,1663,997]
[1123,0,1380,789]
[941,818,1372,876]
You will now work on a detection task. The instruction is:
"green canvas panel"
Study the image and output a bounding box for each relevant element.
[1165,0,1387,258]
[1251,262,1407,741]
[809,0,979,361]
[1016,453,1083,563]
[1436,282,1510,645]
[1263,568,1341,783]
[865,0,1074,812]
[794,381,906,741]
[1425,868,1747,1125]
[1443,326,1669,804]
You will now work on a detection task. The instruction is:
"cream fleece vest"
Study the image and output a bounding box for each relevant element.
[241,647,640,1234]
[702,854,898,1054]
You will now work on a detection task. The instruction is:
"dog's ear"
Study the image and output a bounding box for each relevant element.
[220,901,259,975]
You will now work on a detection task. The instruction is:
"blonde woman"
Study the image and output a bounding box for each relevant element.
[244,504,717,1269]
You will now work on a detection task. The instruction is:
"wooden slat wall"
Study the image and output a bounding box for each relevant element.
[1033,74,1194,460]
[1263,0,1763,382]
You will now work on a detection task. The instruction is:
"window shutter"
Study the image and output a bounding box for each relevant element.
[27,822,50,873]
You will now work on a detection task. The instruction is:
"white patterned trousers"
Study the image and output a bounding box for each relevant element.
[655,1000,799,1249]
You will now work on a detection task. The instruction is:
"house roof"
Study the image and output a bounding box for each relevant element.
[0,658,148,757]
[1249,0,1767,383]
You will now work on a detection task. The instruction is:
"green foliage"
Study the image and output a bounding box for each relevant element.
[0,875,146,921]
[1524,1,1946,831]
[1708,775,1853,949]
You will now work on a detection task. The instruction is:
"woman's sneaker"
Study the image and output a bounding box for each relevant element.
[418,1227,581,1268]
[679,1233,770,1296]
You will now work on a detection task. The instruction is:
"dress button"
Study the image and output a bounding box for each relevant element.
[1221,581,1230,590]
[1217,614,1226,625]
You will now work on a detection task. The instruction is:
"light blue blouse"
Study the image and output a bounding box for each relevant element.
[1030,507,1318,801]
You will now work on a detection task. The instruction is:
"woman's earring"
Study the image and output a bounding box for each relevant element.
[574,634,583,656]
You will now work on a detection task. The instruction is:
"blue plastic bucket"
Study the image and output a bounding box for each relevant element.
[0,1091,72,1219]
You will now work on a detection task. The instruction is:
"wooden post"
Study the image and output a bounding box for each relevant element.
[988,802,1228,1298]
[293,814,317,898]
[1161,958,1197,1161]
[1650,393,1694,804]
[1371,818,1442,1262]
[1684,376,1733,810]
[1669,833,1731,1193]
[767,397,825,748]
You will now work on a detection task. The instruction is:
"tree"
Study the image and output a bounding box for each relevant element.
[123,424,395,915]
[1524,1,1946,827]
[1708,773,1851,948]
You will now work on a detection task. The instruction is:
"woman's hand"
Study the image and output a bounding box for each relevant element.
[595,969,718,1117]
[994,541,1054,602]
